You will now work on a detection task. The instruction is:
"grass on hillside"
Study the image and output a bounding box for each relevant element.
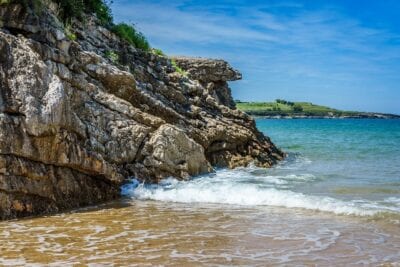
[236,100,358,116]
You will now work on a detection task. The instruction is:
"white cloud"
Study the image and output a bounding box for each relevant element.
[113,1,278,45]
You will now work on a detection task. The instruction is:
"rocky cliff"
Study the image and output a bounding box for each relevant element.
[0,2,283,219]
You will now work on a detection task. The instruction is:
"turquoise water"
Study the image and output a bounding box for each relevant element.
[124,119,400,217]
[257,119,400,203]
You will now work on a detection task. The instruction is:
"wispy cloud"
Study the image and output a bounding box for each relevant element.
[113,1,279,45]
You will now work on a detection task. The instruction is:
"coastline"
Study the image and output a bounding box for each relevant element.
[236,101,400,119]
[251,114,400,119]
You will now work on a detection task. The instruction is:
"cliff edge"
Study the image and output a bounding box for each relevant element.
[0,2,283,219]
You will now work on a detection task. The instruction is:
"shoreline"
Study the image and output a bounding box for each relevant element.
[252,115,400,119]
[1,197,399,265]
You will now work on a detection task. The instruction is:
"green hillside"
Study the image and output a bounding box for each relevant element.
[236,99,362,117]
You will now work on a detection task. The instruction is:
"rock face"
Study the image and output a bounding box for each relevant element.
[0,3,284,219]
[172,57,240,108]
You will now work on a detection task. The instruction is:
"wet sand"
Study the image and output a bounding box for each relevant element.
[1,200,399,266]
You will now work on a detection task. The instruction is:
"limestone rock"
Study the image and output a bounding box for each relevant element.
[172,56,242,82]
[142,124,212,181]
[172,57,240,108]
[0,2,284,219]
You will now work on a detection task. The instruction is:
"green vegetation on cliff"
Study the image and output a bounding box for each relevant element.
[2,0,113,25]
[54,0,113,25]
[171,59,187,76]
[3,0,152,51]
[111,23,150,51]
[236,100,399,118]
[56,0,152,51]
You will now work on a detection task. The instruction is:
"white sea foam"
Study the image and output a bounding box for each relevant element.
[121,168,400,217]
[385,197,400,206]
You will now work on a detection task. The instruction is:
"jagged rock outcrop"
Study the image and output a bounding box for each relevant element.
[0,2,284,219]
[172,56,240,108]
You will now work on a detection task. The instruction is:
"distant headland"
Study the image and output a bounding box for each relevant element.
[236,99,400,119]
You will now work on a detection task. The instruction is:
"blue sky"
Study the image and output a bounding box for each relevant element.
[113,0,400,114]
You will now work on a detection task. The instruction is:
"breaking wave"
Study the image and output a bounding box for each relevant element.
[121,165,400,217]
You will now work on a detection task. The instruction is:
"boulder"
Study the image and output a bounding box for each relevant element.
[142,124,212,180]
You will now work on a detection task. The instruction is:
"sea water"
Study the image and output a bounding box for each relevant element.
[0,119,399,265]
[124,119,400,217]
